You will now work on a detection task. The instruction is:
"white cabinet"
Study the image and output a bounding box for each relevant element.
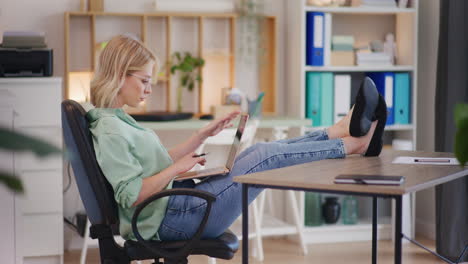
[0,90,16,264]
[0,78,64,264]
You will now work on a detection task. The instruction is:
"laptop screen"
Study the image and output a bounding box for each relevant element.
[225,114,249,170]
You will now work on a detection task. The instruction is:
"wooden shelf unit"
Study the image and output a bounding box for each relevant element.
[64,11,237,114]
[65,11,278,115]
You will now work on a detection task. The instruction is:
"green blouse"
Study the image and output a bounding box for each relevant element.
[86,108,173,240]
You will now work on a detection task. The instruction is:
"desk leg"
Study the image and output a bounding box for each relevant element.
[242,184,249,264]
[372,197,378,264]
[395,196,402,264]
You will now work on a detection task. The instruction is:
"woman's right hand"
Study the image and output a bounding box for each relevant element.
[172,152,206,175]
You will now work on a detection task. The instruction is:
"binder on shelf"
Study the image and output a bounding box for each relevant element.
[321,72,334,126]
[306,72,322,126]
[366,72,395,125]
[394,73,411,124]
[306,12,325,66]
[323,13,332,66]
[334,74,351,123]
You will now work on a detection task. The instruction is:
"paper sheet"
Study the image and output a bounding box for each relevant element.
[392,156,460,165]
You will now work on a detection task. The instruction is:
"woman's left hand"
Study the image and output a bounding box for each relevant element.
[199,111,241,139]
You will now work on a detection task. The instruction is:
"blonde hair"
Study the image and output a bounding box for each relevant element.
[90,34,158,108]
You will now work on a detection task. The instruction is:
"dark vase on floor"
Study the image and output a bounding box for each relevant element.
[322,197,341,224]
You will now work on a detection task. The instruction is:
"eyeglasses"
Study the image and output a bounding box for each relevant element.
[128,73,152,91]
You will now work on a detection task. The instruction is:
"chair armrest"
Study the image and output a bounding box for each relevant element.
[131,188,216,259]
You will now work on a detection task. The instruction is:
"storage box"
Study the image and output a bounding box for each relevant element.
[331,51,355,66]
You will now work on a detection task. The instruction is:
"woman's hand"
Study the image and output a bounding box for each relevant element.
[198,111,241,139]
[172,152,206,175]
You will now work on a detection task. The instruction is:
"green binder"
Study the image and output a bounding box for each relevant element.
[306,72,322,126]
[320,72,334,127]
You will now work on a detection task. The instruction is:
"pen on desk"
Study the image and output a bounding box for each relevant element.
[414,158,451,163]
[193,153,208,158]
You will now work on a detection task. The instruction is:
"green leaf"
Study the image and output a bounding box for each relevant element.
[175,52,181,61]
[454,104,468,127]
[188,81,194,91]
[0,172,24,193]
[0,127,61,157]
[454,104,468,166]
[170,65,177,74]
[181,74,189,86]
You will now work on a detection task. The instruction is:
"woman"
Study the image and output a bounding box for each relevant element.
[87,34,386,242]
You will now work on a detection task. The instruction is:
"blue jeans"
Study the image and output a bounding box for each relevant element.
[158,129,345,240]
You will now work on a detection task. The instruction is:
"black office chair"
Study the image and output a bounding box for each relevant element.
[61,100,238,264]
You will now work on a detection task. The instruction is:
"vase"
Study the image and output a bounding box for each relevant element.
[304,192,322,226]
[322,197,340,224]
[342,195,359,225]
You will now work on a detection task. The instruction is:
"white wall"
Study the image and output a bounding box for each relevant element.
[415,0,440,240]
[0,0,78,78]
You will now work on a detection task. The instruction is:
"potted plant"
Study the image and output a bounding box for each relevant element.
[170,52,205,113]
[0,127,61,193]
[454,103,468,166]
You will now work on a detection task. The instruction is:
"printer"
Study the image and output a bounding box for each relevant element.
[0,48,53,77]
[0,31,53,77]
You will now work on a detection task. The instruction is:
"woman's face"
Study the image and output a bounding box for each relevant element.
[117,62,154,108]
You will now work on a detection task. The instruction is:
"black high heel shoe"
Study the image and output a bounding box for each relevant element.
[364,95,387,157]
[349,77,380,137]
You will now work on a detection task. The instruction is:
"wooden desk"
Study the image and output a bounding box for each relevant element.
[234,149,468,264]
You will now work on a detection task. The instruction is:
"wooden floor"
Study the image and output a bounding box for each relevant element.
[64,237,455,264]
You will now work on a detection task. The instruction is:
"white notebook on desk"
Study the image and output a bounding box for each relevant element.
[392,156,460,165]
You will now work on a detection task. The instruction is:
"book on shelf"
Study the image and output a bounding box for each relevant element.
[306,72,322,126]
[394,73,411,124]
[334,74,352,123]
[320,73,334,126]
[356,51,393,66]
[306,12,325,66]
[323,13,332,66]
[305,72,334,127]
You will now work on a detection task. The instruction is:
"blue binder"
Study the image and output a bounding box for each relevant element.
[306,12,325,66]
[306,72,321,126]
[366,72,395,125]
[394,73,411,124]
[320,72,334,127]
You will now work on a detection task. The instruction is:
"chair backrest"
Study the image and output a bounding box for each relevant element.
[61,100,119,227]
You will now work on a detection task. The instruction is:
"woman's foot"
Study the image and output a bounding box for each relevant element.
[343,121,377,155]
[343,95,388,156]
[327,106,353,139]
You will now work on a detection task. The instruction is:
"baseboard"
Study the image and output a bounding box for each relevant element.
[415,218,436,240]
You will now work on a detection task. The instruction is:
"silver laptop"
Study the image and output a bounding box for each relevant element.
[175,114,249,181]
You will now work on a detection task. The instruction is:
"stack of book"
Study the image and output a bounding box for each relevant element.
[361,0,397,7]
[356,51,392,66]
[1,31,47,48]
[331,35,355,66]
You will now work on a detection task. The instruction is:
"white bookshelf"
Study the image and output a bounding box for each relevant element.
[286,0,419,244]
